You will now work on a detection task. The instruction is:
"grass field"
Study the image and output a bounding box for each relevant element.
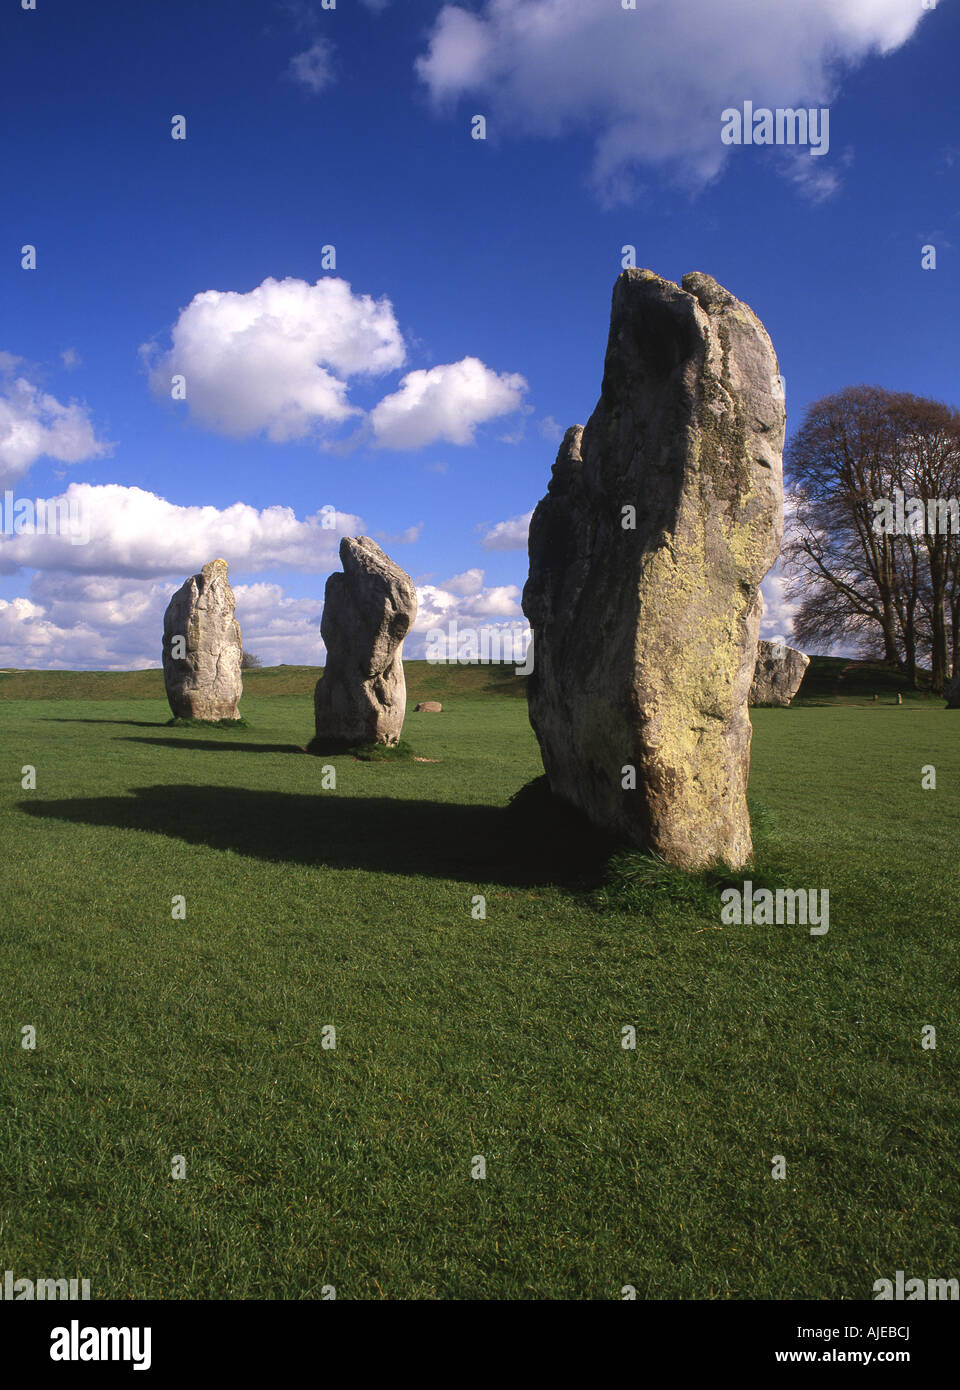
[1,663,958,1299]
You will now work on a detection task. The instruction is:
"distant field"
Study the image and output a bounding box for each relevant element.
[0,671,957,1299]
[0,660,527,703]
[0,654,939,706]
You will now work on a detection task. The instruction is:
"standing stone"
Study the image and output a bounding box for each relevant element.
[947,670,959,708]
[750,640,810,706]
[522,269,784,870]
[313,536,417,748]
[162,558,243,720]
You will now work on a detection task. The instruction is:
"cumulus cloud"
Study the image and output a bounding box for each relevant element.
[0,574,170,669]
[0,574,329,671]
[441,568,485,596]
[0,362,111,489]
[409,569,522,650]
[288,40,336,93]
[414,572,522,624]
[0,482,362,577]
[759,567,801,643]
[373,522,423,545]
[0,565,530,671]
[416,0,928,198]
[145,278,528,452]
[0,594,122,670]
[370,357,528,449]
[408,568,527,659]
[231,582,325,665]
[142,277,406,442]
[478,509,532,551]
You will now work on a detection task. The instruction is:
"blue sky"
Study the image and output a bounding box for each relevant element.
[1,0,957,667]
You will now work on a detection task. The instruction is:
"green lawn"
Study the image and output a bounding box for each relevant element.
[1,679,957,1299]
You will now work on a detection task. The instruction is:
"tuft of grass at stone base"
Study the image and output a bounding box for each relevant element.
[305,736,416,761]
[166,716,249,730]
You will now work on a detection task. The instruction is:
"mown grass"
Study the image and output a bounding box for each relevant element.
[0,684,957,1299]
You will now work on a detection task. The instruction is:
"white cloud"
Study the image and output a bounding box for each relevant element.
[538,415,563,443]
[478,509,532,551]
[143,277,406,442]
[232,582,325,665]
[779,146,850,202]
[145,279,528,453]
[0,575,328,671]
[407,568,528,660]
[24,573,174,667]
[0,364,111,489]
[0,565,531,671]
[288,40,336,94]
[441,568,485,596]
[414,572,523,625]
[373,522,423,545]
[60,348,82,371]
[0,600,106,669]
[408,568,526,657]
[0,482,362,577]
[759,568,800,642]
[370,357,528,449]
[416,0,928,198]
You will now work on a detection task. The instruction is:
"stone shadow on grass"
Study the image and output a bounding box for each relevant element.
[41,717,172,728]
[19,776,613,888]
[124,737,305,755]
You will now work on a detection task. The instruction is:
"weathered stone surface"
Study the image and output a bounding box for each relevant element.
[414,701,442,713]
[750,640,810,706]
[522,269,784,870]
[313,536,417,747]
[162,558,243,720]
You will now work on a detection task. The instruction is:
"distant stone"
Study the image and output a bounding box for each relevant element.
[313,536,417,747]
[414,701,442,713]
[522,269,784,870]
[162,558,243,720]
[749,640,810,706]
[947,671,959,708]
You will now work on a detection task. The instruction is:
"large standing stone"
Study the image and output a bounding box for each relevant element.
[750,640,810,706]
[313,536,417,748]
[522,269,784,870]
[162,558,243,720]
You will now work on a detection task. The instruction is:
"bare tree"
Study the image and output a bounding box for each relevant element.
[889,394,960,693]
[784,386,960,693]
